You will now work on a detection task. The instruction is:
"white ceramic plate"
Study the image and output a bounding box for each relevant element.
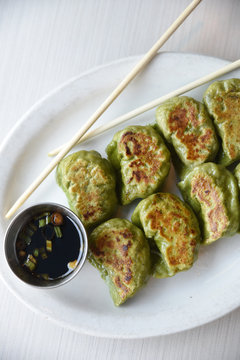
[1,53,240,339]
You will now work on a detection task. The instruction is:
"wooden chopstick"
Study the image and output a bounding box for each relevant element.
[48,59,240,156]
[5,0,202,219]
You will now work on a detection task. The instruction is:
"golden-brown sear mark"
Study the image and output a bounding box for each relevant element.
[90,229,134,295]
[119,131,165,185]
[146,194,197,267]
[114,276,129,297]
[213,93,240,160]
[68,160,110,225]
[168,104,213,162]
[191,174,229,240]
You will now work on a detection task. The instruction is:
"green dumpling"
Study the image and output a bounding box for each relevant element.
[106,125,170,205]
[155,96,219,174]
[131,193,201,278]
[203,79,240,166]
[56,150,117,228]
[178,162,240,245]
[88,218,151,306]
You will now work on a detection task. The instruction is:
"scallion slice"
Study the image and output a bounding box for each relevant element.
[24,254,37,272]
[46,240,52,252]
[33,249,39,257]
[34,212,50,220]
[41,274,49,280]
[54,226,62,238]
[39,219,46,228]
[46,215,51,225]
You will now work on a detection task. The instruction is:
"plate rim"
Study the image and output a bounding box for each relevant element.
[1,52,239,339]
[0,50,229,155]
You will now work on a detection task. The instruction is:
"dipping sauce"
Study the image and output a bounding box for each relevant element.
[16,211,82,280]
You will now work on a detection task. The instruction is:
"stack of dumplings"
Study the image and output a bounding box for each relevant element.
[56,78,240,306]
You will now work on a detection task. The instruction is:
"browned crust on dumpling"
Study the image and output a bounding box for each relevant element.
[119,130,167,185]
[168,104,214,162]
[145,193,198,268]
[190,174,229,241]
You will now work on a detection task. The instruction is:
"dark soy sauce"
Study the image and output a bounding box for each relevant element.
[16,212,82,280]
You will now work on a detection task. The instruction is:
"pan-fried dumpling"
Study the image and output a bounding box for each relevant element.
[106,125,170,205]
[56,150,117,228]
[155,96,218,174]
[178,163,240,245]
[131,193,201,278]
[203,79,240,166]
[88,218,151,306]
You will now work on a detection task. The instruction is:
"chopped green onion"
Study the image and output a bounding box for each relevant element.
[24,254,37,272]
[34,212,50,220]
[29,254,37,264]
[42,212,50,217]
[46,215,51,225]
[46,240,52,252]
[39,219,46,228]
[54,226,62,238]
[41,274,49,280]
[33,249,39,257]
[24,260,35,272]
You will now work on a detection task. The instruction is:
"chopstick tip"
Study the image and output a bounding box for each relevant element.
[5,210,13,219]
[47,151,56,157]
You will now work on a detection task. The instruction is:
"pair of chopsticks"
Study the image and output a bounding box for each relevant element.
[5,0,239,218]
[48,59,240,156]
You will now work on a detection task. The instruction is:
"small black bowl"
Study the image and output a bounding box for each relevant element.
[4,203,88,288]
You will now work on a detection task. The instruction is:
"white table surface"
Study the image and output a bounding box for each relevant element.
[0,0,240,359]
